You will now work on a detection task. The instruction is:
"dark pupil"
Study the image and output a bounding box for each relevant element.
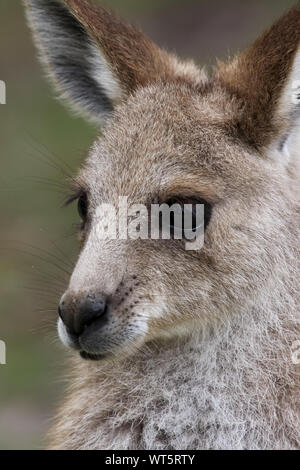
[78,194,87,220]
[203,203,212,230]
[164,198,212,234]
[168,205,198,232]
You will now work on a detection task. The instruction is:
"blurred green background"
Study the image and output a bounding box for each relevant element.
[0,0,297,450]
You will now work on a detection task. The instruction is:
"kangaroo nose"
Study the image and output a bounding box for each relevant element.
[58,292,108,336]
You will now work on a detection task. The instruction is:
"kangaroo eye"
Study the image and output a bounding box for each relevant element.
[162,197,212,238]
[78,193,88,221]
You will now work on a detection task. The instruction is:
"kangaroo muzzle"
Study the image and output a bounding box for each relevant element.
[58,291,108,337]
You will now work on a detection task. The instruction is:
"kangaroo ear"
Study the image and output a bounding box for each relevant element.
[24,0,194,124]
[217,5,300,157]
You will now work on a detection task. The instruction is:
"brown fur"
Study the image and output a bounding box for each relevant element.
[65,0,200,94]
[217,4,300,148]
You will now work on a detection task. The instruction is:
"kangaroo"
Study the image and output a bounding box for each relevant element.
[24,0,300,450]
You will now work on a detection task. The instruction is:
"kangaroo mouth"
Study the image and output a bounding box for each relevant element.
[80,351,107,361]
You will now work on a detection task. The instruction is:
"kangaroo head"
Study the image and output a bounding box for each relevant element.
[25,0,300,360]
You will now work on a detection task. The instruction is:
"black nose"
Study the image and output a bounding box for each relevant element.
[59,292,108,336]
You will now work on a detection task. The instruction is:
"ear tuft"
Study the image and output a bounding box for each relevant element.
[216,4,300,151]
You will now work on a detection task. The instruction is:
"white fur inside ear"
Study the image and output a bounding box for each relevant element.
[291,50,300,106]
[284,124,300,160]
[270,48,300,166]
[88,42,123,104]
[278,48,300,115]
[271,121,300,168]
[282,136,291,162]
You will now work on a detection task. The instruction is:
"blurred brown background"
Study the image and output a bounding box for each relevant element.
[0,0,297,450]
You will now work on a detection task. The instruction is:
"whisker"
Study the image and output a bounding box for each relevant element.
[24,133,75,179]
